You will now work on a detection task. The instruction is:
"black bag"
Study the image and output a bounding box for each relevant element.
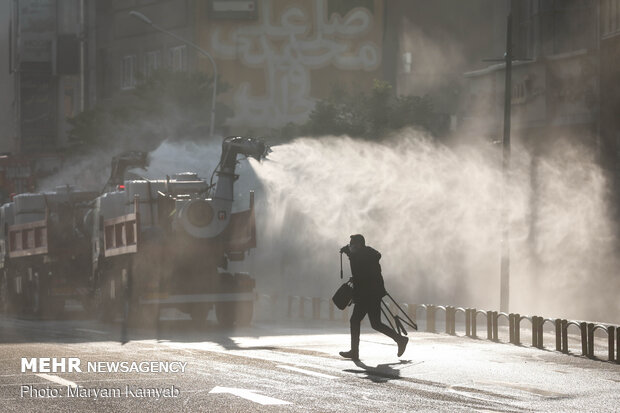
[332,281,353,310]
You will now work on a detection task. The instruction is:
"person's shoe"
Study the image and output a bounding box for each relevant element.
[397,336,409,357]
[339,350,359,361]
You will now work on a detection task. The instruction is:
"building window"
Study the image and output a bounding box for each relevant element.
[169,45,187,72]
[145,50,162,77]
[551,1,593,53]
[121,55,137,89]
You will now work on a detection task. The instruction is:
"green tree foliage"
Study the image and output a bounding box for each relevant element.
[67,70,232,153]
[301,79,438,139]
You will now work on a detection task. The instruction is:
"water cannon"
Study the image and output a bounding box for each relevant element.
[211,136,268,203]
[220,136,269,169]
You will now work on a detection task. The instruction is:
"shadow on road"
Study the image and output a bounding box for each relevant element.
[342,359,413,383]
[0,311,352,348]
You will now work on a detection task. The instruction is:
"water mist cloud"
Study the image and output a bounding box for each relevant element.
[37,132,619,323]
[250,131,618,323]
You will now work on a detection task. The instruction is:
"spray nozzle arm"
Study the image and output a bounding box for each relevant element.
[221,136,270,167]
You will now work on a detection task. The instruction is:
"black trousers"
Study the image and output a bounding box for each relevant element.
[350,297,400,352]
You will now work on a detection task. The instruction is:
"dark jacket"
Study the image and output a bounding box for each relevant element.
[344,246,387,302]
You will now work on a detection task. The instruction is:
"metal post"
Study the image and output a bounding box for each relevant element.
[452,307,457,335]
[465,309,471,337]
[487,310,493,340]
[389,302,397,317]
[537,318,544,349]
[532,317,538,348]
[408,304,417,327]
[271,294,278,312]
[555,319,562,352]
[451,308,456,335]
[472,308,477,338]
[445,307,451,334]
[616,326,620,364]
[607,326,614,362]
[492,311,499,342]
[561,319,568,354]
[515,313,520,345]
[587,323,595,358]
[312,298,320,320]
[580,322,588,356]
[427,305,436,333]
[509,314,515,344]
[299,297,305,319]
[500,12,513,314]
[287,296,293,318]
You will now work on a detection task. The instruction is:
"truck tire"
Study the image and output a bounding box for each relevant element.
[215,301,253,327]
[128,305,160,328]
[235,301,254,326]
[215,302,235,327]
[190,305,210,324]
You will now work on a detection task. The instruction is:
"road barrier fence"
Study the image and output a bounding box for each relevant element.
[256,293,619,364]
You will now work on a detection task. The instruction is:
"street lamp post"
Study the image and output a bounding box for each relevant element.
[129,11,218,139]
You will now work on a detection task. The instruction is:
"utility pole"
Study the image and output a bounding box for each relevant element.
[483,6,523,313]
[500,12,513,313]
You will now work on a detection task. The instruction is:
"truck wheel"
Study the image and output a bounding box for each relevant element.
[215,302,235,327]
[31,271,55,318]
[215,301,253,327]
[129,305,160,328]
[235,301,254,326]
[190,305,210,324]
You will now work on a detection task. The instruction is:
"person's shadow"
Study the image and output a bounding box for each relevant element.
[343,359,413,383]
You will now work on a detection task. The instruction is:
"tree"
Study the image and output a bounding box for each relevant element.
[301,79,438,139]
[67,70,232,153]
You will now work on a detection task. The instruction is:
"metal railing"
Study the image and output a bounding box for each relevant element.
[256,294,619,364]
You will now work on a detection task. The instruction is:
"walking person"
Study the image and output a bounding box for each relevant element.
[339,234,408,361]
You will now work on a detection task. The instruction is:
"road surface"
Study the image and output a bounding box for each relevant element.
[0,313,618,412]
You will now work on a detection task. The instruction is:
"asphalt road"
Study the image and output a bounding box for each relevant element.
[0,313,618,412]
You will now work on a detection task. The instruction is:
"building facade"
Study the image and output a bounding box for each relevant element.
[0,0,96,199]
[600,0,620,182]
[382,0,498,135]
[463,1,600,150]
[95,0,385,134]
[95,0,198,98]
[2,0,97,154]
[195,0,384,132]
[462,0,620,228]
